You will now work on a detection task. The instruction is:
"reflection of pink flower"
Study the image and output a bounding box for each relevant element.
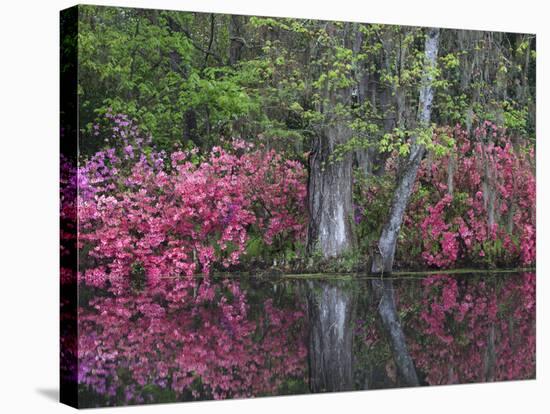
[77,279,307,403]
[409,272,535,386]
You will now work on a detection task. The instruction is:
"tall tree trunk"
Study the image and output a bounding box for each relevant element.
[306,280,355,392]
[228,15,245,66]
[307,24,355,259]
[307,121,355,258]
[481,144,497,228]
[371,279,419,386]
[447,152,455,195]
[371,28,440,274]
[352,23,372,177]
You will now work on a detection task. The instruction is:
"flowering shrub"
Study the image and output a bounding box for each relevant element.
[77,113,307,289]
[420,123,535,267]
[60,154,77,283]
[419,194,460,267]
[66,114,309,405]
[77,114,534,275]
[355,122,535,269]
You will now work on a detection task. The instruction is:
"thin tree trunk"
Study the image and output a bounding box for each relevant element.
[481,145,497,228]
[371,27,440,274]
[203,14,216,69]
[447,153,455,195]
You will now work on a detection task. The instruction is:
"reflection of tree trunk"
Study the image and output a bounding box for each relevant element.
[483,323,496,381]
[306,280,355,392]
[371,279,419,386]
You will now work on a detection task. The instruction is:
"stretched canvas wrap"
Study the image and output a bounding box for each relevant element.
[60,4,536,409]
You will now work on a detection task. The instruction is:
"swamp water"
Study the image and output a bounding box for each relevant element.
[63,271,535,407]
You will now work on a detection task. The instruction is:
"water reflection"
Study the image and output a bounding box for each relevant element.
[62,272,535,407]
[370,278,419,387]
[306,280,355,392]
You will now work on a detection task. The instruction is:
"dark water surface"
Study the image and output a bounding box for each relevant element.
[64,271,535,407]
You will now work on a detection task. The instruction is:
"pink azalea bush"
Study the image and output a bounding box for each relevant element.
[419,123,535,268]
[64,113,309,404]
[78,114,535,277]
[60,154,77,284]
[77,113,307,290]
[356,122,536,269]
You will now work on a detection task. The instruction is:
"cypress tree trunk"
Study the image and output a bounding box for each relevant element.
[307,23,355,259]
[371,27,440,274]
[307,121,355,258]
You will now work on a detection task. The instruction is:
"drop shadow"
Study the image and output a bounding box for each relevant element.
[36,388,59,402]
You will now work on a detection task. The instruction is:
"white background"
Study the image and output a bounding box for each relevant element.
[0,0,548,412]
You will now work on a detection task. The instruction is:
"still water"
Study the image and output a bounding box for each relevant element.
[63,271,535,407]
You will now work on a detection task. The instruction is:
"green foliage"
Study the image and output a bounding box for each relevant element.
[245,236,266,259]
[353,172,395,253]
[78,6,266,154]
[377,125,454,158]
[502,100,528,135]
[130,261,147,291]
